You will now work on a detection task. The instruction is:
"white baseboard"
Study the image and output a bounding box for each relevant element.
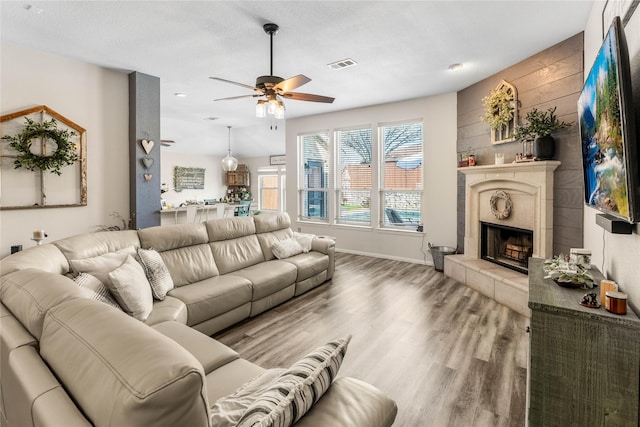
[335,247,434,267]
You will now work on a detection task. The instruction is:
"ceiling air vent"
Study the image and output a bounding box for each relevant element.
[327,58,358,70]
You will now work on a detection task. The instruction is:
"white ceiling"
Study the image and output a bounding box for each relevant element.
[1,1,593,158]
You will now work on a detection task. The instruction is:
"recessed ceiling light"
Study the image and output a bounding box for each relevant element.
[174,92,187,97]
[327,58,358,70]
[448,63,464,71]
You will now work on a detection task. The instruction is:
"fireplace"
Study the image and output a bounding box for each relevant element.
[445,161,560,318]
[481,222,533,274]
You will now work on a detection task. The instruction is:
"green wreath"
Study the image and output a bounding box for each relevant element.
[1,117,78,176]
[481,87,514,131]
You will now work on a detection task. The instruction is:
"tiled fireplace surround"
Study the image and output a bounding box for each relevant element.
[444,161,560,317]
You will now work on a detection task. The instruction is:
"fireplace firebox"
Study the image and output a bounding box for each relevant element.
[481,222,533,274]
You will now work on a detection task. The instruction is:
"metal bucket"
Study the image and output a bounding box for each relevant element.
[428,243,457,271]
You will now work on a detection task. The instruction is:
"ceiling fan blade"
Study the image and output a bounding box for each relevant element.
[214,94,262,101]
[209,77,260,92]
[274,74,311,93]
[282,92,335,103]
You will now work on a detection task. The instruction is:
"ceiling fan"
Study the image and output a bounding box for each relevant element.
[209,23,335,118]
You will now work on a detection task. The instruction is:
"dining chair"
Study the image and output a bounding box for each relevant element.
[216,203,231,219]
[234,204,250,217]
[185,205,199,223]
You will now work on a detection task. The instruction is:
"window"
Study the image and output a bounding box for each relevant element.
[335,127,372,225]
[300,132,329,221]
[257,166,285,211]
[380,121,423,230]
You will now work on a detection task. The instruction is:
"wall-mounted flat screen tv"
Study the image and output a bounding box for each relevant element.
[578,16,639,223]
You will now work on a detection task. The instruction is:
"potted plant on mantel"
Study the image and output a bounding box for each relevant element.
[513,107,573,160]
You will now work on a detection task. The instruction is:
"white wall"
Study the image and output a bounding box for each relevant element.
[160,151,227,206]
[583,2,640,310]
[0,42,129,258]
[285,93,458,264]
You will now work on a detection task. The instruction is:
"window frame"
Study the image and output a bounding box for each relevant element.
[378,119,424,231]
[298,131,330,223]
[334,125,374,227]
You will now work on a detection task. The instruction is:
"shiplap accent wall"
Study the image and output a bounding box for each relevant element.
[456,33,584,255]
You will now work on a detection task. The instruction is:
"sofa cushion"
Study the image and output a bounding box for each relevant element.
[272,238,304,259]
[152,321,239,374]
[291,377,398,427]
[205,359,266,403]
[210,235,265,275]
[73,273,121,309]
[0,269,85,340]
[68,246,136,285]
[40,298,210,427]
[137,223,209,252]
[230,260,297,301]
[167,275,252,326]
[54,230,140,260]
[137,248,174,300]
[282,252,330,282]
[236,336,351,427]
[253,212,292,233]
[159,244,220,287]
[5,345,93,427]
[106,255,153,321]
[145,296,188,326]
[206,216,256,242]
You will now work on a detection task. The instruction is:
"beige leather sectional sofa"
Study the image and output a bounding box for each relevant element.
[0,212,397,427]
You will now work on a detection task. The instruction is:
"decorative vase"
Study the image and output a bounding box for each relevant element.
[534,135,555,160]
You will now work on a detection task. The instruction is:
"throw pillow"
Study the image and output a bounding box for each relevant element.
[68,246,137,286]
[236,335,352,427]
[137,248,174,300]
[271,238,303,259]
[210,368,286,427]
[106,255,153,321]
[293,232,315,253]
[73,273,122,310]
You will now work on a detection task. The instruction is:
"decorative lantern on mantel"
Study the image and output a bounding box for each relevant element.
[481,80,518,145]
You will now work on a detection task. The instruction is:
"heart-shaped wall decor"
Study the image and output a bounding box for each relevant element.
[144,174,152,182]
[140,139,155,154]
[142,157,154,169]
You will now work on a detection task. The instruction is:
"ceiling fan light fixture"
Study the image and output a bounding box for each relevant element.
[268,98,278,115]
[256,100,266,118]
[275,101,285,119]
[221,126,238,172]
[210,21,334,115]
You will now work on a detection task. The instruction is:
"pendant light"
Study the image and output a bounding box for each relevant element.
[221,126,238,172]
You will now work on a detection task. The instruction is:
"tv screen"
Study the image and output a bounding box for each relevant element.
[578,16,639,223]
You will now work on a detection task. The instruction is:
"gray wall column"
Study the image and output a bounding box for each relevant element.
[129,72,161,229]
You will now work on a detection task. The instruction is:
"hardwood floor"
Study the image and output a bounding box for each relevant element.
[214,253,529,427]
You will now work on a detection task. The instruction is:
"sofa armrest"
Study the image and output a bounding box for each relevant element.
[294,377,397,427]
[311,237,335,280]
[311,237,334,255]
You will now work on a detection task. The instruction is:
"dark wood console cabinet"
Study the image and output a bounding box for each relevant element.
[528,257,640,426]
